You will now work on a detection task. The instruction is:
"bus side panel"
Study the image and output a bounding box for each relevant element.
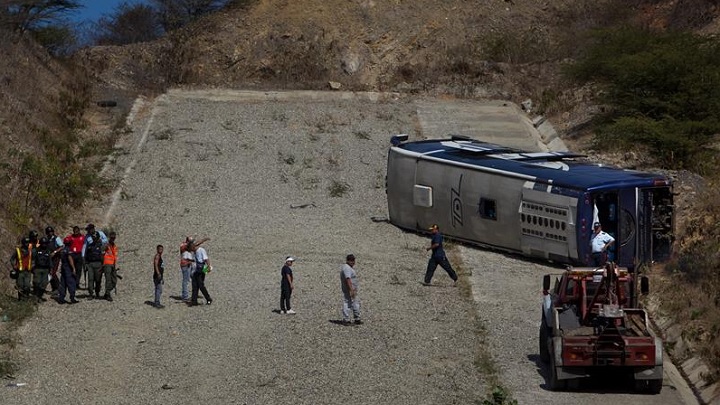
[413,159,462,232]
[459,169,526,251]
[386,148,419,229]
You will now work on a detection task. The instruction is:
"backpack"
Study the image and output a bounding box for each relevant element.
[86,236,103,262]
[36,249,52,268]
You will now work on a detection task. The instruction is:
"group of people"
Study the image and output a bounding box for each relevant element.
[153,236,213,309]
[278,224,458,325]
[9,224,118,304]
[8,221,460,324]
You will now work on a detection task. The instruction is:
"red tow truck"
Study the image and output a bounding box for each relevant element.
[539,264,663,393]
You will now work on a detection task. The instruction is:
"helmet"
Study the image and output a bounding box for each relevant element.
[45,226,54,234]
[29,230,39,239]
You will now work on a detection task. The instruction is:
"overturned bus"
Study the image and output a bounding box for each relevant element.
[386,135,674,267]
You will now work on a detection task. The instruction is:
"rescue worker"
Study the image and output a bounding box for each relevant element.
[83,223,108,299]
[590,222,615,267]
[33,237,54,302]
[10,237,35,300]
[57,239,79,305]
[66,226,85,288]
[102,231,118,301]
[45,226,64,295]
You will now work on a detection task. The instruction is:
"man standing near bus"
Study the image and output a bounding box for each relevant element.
[590,222,615,267]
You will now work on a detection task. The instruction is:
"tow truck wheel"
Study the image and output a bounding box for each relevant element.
[539,323,550,363]
[548,356,566,391]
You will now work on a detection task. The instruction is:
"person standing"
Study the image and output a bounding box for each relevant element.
[66,226,85,288]
[83,224,108,299]
[590,222,615,267]
[340,254,361,325]
[190,241,212,306]
[45,226,64,296]
[180,236,209,302]
[424,224,458,286]
[10,237,35,301]
[57,240,79,305]
[102,231,118,301]
[280,256,296,314]
[33,237,54,302]
[153,244,165,309]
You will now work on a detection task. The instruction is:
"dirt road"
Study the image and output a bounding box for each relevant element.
[4,91,693,405]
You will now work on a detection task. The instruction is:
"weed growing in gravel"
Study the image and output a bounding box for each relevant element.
[354,130,371,140]
[278,152,295,165]
[450,251,518,405]
[328,180,350,197]
[153,128,174,140]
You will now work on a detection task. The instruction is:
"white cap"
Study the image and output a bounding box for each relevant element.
[285,256,295,262]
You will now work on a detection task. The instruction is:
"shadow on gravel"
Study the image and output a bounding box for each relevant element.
[328,319,358,326]
[169,295,186,302]
[529,354,664,394]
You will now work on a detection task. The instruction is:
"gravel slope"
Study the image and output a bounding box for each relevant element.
[5,90,692,405]
[6,92,484,405]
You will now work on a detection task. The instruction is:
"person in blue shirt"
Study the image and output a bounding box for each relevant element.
[424,224,458,286]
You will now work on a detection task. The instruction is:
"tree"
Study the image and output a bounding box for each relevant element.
[0,0,81,33]
[92,2,161,46]
[151,0,228,32]
[30,22,77,55]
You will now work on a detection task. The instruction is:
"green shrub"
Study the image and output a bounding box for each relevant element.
[566,27,720,172]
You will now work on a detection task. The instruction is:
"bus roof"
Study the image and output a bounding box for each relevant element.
[393,138,671,191]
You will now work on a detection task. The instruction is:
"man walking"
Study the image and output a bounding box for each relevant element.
[57,240,79,305]
[83,224,108,299]
[102,231,118,301]
[45,226,64,296]
[424,224,458,286]
[590,222,615,267]
[190,241,212,306]
[340,254,361,325]
[280,256,295,314]
[66,226,85,288]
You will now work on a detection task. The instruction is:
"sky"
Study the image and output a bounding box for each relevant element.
[72,0,148,23]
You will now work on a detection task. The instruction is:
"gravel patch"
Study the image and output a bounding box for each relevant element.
[5,92,485,405]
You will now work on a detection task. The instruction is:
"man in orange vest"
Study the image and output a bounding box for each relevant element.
[102,231,118,301]
[10,237,35,300]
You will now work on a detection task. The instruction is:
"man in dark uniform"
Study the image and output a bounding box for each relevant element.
[57,239,79,305]
[424,224,458,286]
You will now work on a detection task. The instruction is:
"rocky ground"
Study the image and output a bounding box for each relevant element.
[3,91,693,404]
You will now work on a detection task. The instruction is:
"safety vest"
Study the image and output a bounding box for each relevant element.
[103,243,118,266]
[15,247,32,271]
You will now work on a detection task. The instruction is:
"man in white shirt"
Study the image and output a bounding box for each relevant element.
[590,222,615,267]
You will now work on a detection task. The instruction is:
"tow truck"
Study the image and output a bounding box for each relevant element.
[539,263,663,393]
